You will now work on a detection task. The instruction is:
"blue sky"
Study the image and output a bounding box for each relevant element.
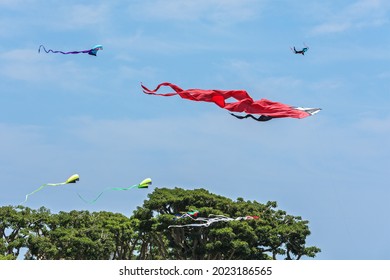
[1,0,390,260]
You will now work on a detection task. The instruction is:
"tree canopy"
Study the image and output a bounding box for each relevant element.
[0,188,320,260]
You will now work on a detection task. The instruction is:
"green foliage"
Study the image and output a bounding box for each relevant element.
[0,205,46,259]
[133,187,320,260]
[0,188,320,260]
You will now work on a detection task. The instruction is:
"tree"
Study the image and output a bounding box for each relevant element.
[132,187,320,260]
[0,205,46,259]
[25,210,138,260]
[0,188,320,260]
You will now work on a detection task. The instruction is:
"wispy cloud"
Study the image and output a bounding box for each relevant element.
[53,3,111,30]
[127,0,264,25]
[378,71,390,79]
[0,48,106,95]
[311,0,390,34]
[358,116,390,134]
[0,49,49,82]
[0,122,58,177]
[0,0,34,7]
[0,1,110,39]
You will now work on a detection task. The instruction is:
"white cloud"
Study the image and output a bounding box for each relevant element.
[104,29,244,58]
[54,3,110,30]
[0,123,60,179]
[311,0,390,34]
[0,49,50,82]
[378,71,390,79]
[0,2,111,37]
[127,0,264,25]
[0,48,103,92]
[210,58,307,99]
[312,22,352,34]
[0,0,34,7]
[357,116,390,133]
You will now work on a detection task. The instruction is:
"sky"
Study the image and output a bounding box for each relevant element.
[1,0,389,260]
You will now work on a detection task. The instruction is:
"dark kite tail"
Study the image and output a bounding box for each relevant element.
[38,45,90,55]
[230,113,273,122]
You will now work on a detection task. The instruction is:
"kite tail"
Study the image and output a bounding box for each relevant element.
[230,113,250,119]
[141,82,183,96]
[21,182,66,204]
[21,184,46,204]
[38,45,67,54]
[230,113,273,122]
[77,185,138,204]
[142,82,210,104]
[38,45,91,55]
[22,184,46,203]
[77,192,105,204]
[38,45,53,54]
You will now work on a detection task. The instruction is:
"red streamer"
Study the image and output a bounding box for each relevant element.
[142,82,319,119]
